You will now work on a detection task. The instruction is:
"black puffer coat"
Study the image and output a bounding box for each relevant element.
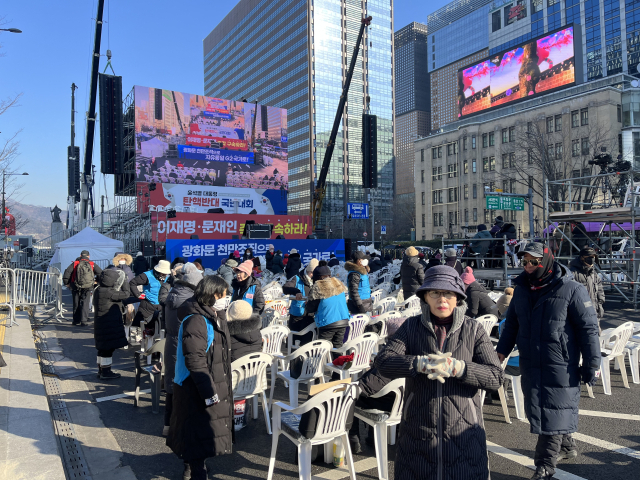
[569,257,604,319]
[231,275,265,315]
[163,280,198,395]
[345,261,372,314]
[369,257,383,273]
[400,255,425,299]
[497,263,601,435]
[464,281,498,318]
[265,250,274,270]
[285,253,302,279]
[375,303,503,480]
[167,298,233,461]
[228,313,263,362]
[132,255,149,276]
[271,253,285,274]
[93,269,133,351]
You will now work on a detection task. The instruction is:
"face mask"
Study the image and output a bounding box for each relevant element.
[213,297,228,311]
[361,259,369,267]
[583,256,594,266]
[119,260,126,265]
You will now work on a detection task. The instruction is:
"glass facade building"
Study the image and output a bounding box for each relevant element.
[203,0,394,229]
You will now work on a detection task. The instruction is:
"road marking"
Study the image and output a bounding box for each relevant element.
[487,441,587,480]
[311,457,378,480]
[579,409,640,421]
[95,389,150,403]
[572,433,640,461]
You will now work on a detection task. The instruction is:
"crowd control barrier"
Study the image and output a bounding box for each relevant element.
[1,267,64,326]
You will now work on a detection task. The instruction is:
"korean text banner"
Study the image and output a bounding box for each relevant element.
[134,85,287,193]
[138,182,288,215]
[166,239,345,271]
[154,213,312,240]
[458,26,575,118]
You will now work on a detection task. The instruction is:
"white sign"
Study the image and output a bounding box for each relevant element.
[157,184,277,215]
[363,232,368,237]
[381,225,386,235]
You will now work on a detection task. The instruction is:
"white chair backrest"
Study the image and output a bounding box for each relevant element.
[370,289,383,304]
[399,295,420,311]
[266,299,290,318]
[369,315,388,339]
[404,306,421,317]
[263,291,273,302]
[302,383,357,442]
[605,321,634,356]
[475,314,498,337]
[261,309,282,329]
[340,333,379,370]
[231,352,273,396]
[290,340,332,381]
[374,297,396,314]
[370,378,405,423]
[261,325,290,355]
[346,314,370,342]
[375,310,403,323]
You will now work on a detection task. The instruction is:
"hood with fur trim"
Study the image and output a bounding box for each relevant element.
[344,261,366,275]
[308,277,348,301]
[113,253,133,266]
[226,313,262,336]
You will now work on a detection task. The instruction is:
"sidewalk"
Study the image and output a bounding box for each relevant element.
[0,310,66,480]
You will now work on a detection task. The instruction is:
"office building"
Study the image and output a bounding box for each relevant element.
[395,22,430,203]
[202,0,394,230]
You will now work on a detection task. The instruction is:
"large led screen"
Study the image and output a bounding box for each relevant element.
[134,86,287,212]
[458,26,575,118]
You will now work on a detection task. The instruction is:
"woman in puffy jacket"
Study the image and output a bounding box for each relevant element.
[227,300,262,362]
[345,251,372,314]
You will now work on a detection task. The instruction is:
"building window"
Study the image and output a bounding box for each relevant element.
[510,179,516,194]
[438,146,443,158]
[422,214,425,228]
[432,167,437,181]
[483,183,489,196]
[448,188,458,202]
[509,126,515,142]
[572,139,580,157]
[555,114,562,131]
[546,117,554,133]
[421,170,425,183]
[492,10,502,32]
[555,143,563,159]
[581,138,589,155]
[547,144,555,160]
[489,156,496,171]
[473,208,478,222]
[439,213,443,226]
[509,152,515,167]
[502,154,509,169]
[472,136,476,149]
[464,160,468,174]
[473,184,477,199]
[433,213,438,227]
[463,137,468,150]
[571,169,580,180]
[472,159,477,173]
[483,157,489,172]
[617,104,622,123]
[447,164,457,178]
[447,144,453,156]
[571,110,579,128]
[437,166,442,180]
[464,209,469,223]
[527,121,532,132]
[502,128,508,144]
[484,209,490,223]
[464,185,469,199]
[489,132,495,146]
[482,134,488,148]
[580,108,588,126]
[503,180,509,193]
[432,148,437,160]
[421,149,425,162]
[422,192,425,205]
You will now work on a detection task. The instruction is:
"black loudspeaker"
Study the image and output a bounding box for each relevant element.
[141,241,155,256]
[261,104,268,131]
[276,235,285,239]
[344,238,353,262]
[362,114,377,188]
[231,235,240,240]
[67,146,80,199]
[167,209,177,218]
[154,88,163,120]
[190,235,199,240]
[99,74,124,175]
[207,208,225,213]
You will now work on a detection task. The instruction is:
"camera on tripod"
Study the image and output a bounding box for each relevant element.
[588,148,612,168]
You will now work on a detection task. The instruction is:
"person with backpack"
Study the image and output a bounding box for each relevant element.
[63,250,103,326]
[129,260,172,329]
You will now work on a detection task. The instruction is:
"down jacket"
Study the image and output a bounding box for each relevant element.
[464,281,499,318]
[216,261,235,288]
[400,255,425,299]
[345,261,372,314]
[228,313,263,362]
[285,252,302,279]
[112,253,135,282]
[231,275,265,315]
[568,257,604,319]
[470,230,493,256]
[270,253,285,274]
[93,269,134,351]
[496,263,601,436]
[163,280,198,395]
[167,298,233,461]
[375,302,503,480]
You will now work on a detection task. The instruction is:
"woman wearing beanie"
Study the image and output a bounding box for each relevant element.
[497,287,514,318]
[444,248,463,275]
[227,300,263,362]
[231,260,265,315]
[460,267,499,318]
[375,265,503,480]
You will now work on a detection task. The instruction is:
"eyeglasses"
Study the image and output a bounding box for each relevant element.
[427,290,456,299]
[521,258,541,267]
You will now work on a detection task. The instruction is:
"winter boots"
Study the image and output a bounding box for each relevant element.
[97,355,121,380]
[530,466,554,479]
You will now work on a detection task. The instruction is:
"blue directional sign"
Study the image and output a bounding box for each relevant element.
[347,202,369,219]
[381,225,387,235]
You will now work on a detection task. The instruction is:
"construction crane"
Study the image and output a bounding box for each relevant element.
[310,15,372,230]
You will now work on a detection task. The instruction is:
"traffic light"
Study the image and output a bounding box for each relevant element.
[362,113,377,188]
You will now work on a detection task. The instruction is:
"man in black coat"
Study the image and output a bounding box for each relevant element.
[132,252,150,276]
[400,246,425,299]
[265,245,275,271]
[227,300,263,362]
[63,250,103,326]
[327,254,339,267]
[285,249,302,279]
[497,243,601,480]
[270,250,285,274]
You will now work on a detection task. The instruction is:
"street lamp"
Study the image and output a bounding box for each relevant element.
[2,172,28,231]
[0,28,22,33]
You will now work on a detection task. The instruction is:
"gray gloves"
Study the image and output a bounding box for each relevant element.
[414,351,466,383]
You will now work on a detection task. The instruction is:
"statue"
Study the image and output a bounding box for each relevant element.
[50,205,62,223]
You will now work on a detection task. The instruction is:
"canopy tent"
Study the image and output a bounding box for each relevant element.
[49,227,123,272]
[141,137,168,157]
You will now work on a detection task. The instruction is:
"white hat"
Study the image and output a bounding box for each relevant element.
[227,300,254,321]
[136,252,143,257]
[306,258,319,273]
[154,260,172,275]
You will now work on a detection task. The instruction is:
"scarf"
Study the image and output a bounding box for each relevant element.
[527,245,555,290]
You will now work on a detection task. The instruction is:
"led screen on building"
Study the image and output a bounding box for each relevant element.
[134,86,287,212]
[458,26,575,118]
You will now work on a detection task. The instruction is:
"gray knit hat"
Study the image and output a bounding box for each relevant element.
[416,265,467,299]
[181,263,204,286]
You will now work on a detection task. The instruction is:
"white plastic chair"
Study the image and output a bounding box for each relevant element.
[287,322,318,355]
[403,306,421,317]
[475,314,498,337]
[266,299,290,318]
[262,325,291,404]
[480,350,514,424]
[275,340,332,407]
[396,295,419,311]
[588,322,634,396]
[373,297,396,315]
[261,309,283,329]
[370,289,384,304]
[267,383,358,480]
[231,352,274,435]
[325,333,379,381]
[345,314,369,343]
[353,378,405,480]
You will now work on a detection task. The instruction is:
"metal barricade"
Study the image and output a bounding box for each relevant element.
[13,268,64,322]
[0,268,16,327]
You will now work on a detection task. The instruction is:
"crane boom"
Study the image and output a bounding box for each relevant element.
[311,16,372,229]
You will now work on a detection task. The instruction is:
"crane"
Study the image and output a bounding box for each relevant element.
[310,15,372,229]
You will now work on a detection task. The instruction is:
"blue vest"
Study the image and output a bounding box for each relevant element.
[142,270,165,305]
[348,270,371,300]
[174,315,215,386]
[234,284,257,306]
[289,275,307,317]
[314,293,350,328]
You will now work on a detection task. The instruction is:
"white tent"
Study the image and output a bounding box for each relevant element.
[141,137,168,157]
[49,227,123,272]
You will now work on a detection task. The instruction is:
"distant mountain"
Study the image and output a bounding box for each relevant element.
[9,202,67,241]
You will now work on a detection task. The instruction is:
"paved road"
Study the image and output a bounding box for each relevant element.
[50,290,640,480]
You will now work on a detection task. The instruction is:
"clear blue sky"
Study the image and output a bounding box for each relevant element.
[0,0,446,209]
